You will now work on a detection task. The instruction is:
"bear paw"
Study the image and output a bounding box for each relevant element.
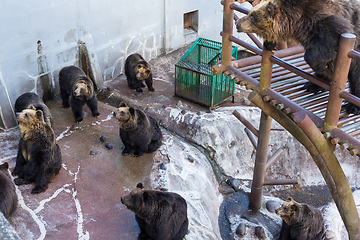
[302,82,324,93]
[76,117,83,123]
[92,111,100,117]
[263,40,278,51]
[122,148,131,156]
[148,87,155,92]
[344,102,360,115]
[14,178,30,186]
[132,150,143,157]
[136,88,143,93]
[31,185,47,194]
[62,103,70,108]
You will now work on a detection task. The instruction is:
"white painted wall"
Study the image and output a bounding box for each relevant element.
[0,0,225,128]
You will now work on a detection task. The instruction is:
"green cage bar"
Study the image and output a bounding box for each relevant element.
[175,38,238,108]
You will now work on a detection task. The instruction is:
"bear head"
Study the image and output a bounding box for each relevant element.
[0,162,9,171]
[73,79,92,100]
[113,102,135,123]
[121,183,147,213]
[275,197,302,226]
[135,63,151,81]
[16,106,46,138]
[236,0,291,43]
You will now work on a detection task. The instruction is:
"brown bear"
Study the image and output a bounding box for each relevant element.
[124,53,154,93]
[113,102,162,157]
[12,107,62,194]
[121,183,189,240]
[0,162,18,218]
[275,197,325,240]
[59,65,100,123]
[236,0,360,114]
[15,92,53,127]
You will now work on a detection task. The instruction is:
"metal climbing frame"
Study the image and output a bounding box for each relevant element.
[216,0,360,239]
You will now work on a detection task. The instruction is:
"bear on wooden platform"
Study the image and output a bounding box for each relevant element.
[236,0,360,114]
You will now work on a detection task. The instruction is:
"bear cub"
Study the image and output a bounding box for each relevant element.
[113,102,162,157]
[125,53,154,92]
[0,162,18,218]
[59,65,100,123]
[276,197,325,240]
[12,106,62,194]
[121,183,189,240]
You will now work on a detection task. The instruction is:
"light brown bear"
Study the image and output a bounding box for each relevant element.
[275,197,325,240]
[121,183,188,240]
[113,102,162,157]
[12,107,62,194]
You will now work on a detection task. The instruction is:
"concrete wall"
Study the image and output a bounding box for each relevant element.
[0,0,224,129]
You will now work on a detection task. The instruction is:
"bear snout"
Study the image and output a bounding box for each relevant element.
[113,112,116,117]
[120,197,124,203]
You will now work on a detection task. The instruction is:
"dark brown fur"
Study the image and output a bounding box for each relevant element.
[121,183,188,240]
[0,162,18,218]
[236,0,360,114]
[276,198,325,240]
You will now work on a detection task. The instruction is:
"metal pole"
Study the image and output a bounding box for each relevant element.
[249,111,272,211]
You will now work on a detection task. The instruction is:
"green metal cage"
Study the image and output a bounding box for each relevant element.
[175,38,238,108]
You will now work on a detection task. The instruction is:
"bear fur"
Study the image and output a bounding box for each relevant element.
[15,92,54,127]
[275,197,325,240]
[0,162,18,218]
[236,0,360,114]
[113,102,162,157]
[121,183,189,240]
[124,53,154,93]
[12,107,62,194]
[59,65,100,122]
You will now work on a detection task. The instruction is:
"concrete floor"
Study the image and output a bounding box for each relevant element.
[1,44,250,240]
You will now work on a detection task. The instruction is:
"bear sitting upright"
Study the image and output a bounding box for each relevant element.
[0,162,18,218]
[121,183,189,240]
[124,53,154,93]
[15,92,54,127]
[59,65,100,123]
[113,102,162,157]
[275,197,325,240]
[12,107,62,194]
[236,0,360,114]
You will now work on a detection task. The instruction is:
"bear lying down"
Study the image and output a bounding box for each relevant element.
[121,183,188,240]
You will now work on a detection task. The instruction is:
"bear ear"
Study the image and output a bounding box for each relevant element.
[136,183,144,189]
[287,197,294,202]
[0,162,9,169]
[266,2,278,18]
[29,105,36,111]
[129,107,135,116]
[36,110,44,121]
[119,102,127,108]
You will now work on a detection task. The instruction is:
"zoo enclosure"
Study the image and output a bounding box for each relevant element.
[216,0,360,239]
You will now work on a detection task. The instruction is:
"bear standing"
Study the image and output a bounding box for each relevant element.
[59,66,100,123]
[113,102,162,157]
[124,53,154,92]
[121,183,189,240]
[236,0,360,114]
[275,197,325,240]
[12,106,62,194]
[0,162,18,218]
